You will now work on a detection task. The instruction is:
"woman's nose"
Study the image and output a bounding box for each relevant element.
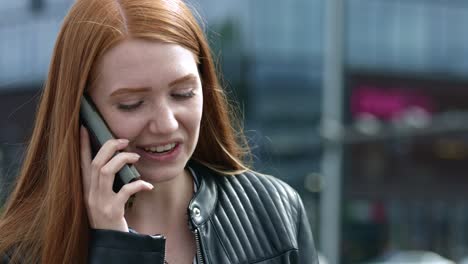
[147,104,178,134]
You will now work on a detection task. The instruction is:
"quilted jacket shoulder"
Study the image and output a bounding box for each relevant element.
[194,166,318,264]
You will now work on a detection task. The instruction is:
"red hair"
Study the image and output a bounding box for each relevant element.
[0,0,250,263]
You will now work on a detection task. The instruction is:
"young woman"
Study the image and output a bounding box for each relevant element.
[0,0,318,263]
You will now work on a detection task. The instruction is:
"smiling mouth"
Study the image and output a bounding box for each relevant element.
[141,143,177,154]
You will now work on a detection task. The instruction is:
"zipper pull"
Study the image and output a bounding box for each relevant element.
[188,206,202,231]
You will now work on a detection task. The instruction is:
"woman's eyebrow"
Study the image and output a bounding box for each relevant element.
[168,73,198,87]
[110,87,150,97]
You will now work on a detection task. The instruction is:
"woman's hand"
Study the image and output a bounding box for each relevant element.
[80,125,153,232]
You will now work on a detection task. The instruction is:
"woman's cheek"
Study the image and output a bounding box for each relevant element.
[109,116,144,140]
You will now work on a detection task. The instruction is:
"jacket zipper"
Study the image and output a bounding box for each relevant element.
[193,228,204,264]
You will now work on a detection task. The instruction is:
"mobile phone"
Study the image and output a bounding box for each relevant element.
[80,94,140,192]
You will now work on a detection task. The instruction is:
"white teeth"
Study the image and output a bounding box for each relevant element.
[144,143,176,153]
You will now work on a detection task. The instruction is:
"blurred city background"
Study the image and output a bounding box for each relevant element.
[2,0,468,263]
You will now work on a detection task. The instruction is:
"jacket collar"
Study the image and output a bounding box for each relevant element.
[187,160,218,227]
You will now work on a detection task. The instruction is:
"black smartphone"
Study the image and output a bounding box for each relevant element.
[80,94,140,192]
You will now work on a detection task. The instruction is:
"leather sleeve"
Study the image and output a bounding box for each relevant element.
[295,192,319,264]
[88,229,166,264]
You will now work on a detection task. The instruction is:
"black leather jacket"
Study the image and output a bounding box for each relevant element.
[2,162,319,264]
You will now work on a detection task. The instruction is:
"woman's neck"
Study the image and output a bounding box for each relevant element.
[124,168,194,235]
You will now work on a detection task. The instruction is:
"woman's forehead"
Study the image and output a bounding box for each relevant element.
[93,39,200,95]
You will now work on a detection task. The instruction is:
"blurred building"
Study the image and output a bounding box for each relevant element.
[3,0,468,263]
[342,1,468,263]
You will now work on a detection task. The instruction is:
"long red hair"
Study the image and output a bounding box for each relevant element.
[0,0,250,263]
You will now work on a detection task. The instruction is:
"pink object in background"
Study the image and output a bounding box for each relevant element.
[351,86,436,121]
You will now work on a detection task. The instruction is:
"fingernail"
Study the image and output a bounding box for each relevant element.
[118,139,129,145]
[146,182,154,189]
[132,154,141,159]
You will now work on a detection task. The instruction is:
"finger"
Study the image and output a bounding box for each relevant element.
[91,138,130,170]
[98,152,140,192]
[115,180,154,206]
[80,126,93,196]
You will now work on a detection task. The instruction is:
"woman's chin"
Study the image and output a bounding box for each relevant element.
[135,165,185,184]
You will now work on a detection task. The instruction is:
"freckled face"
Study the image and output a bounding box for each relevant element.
[89,38,203,183]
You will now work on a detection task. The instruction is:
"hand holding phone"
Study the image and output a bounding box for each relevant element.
[80,94,140,192]
[79,94,154,232]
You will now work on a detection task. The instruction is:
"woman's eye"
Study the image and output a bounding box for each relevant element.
[117,100,143,111]
[173,90,195,99]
